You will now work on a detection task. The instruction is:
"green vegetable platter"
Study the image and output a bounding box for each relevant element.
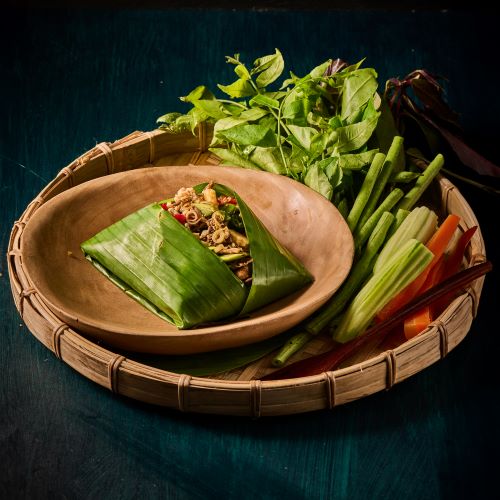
[10,50,488,414]
[152,49,489,374]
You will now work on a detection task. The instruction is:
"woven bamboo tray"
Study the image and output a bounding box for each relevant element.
[8,125,487,417]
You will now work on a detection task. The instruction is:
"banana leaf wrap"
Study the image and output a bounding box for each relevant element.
[81,183,313,329]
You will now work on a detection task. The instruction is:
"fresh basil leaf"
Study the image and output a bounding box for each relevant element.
[208,147,262,170]
[238,108,269,121]
[171,114,194,132]
[217,123,278,147]
[307,111,329,129]
[362,98,378,120]
[328,116,343,129]
[310,132,329,159]
[242,144,257,156]
[303,162,333,200]
[192,99,228,120]
[341,68,378,124]
[249,147,287,175]
[210,117,247,146]
[180,85,215,103]
[282,96,312,124]
[309,60,331,79]
[265,91,288,100]
[249,94,280,109]
[225,54,242,65]
[335,113,380,152]
[280,71,302,89]
[156,112,181,125]
[341,59,366,73]
[218,79,256,98]
[338,149,379,170]
[252,48,285,87]
[223,103,246,116]
[191,108,211,133]
[234,63,251,80]
[287,124,316,151]
[373,97,399,154]
[324,158,344,191]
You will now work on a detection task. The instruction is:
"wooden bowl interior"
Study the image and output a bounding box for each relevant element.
[21,166,354,354]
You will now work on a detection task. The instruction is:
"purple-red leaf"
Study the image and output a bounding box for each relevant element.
[419,113,500,178]
[324,58,348,77]
[410,77,461,128]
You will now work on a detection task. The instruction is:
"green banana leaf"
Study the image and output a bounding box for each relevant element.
[81,183,313,329]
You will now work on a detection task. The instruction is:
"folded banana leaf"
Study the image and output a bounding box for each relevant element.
[81,182,313,329]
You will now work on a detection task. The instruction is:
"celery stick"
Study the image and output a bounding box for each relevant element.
[346,152,386,232]
[386,208,410,240]
[272,212,394,367]
[333,239,434,343]
[373,206,437,274]
[396,153,444,211]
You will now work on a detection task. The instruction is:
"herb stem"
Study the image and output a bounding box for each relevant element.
[218,99,248,110]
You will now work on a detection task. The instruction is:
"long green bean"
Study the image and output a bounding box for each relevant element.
[357,136,404,229]
[354,188,404,251]
[346,152,386,232]
[396,153,444,211]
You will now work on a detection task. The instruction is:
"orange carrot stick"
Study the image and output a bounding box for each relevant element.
[403,254,447,339]
[432,226,477,316]
[403,225,477,339]
[404,307,433,339]
[377,214,461,322]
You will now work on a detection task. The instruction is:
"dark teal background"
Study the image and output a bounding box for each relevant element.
[1,8,499,499]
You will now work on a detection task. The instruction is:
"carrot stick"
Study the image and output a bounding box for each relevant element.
[377,213,461,322]
[403,253,447,339]
[404,226,477,339]
[432,226,477,315]
[404,307,433,339]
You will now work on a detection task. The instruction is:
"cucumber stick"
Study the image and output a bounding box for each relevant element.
[373,206,437,274]
[333,239,434,343]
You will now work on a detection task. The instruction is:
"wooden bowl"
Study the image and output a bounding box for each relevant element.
[20,165,354,354]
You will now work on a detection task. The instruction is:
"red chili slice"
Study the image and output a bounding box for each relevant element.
[160,203,169,211]
[174,213,187,224]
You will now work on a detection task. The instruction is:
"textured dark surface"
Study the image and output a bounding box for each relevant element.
[1,8,499,500]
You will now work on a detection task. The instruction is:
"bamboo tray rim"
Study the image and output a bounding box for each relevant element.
[7,126,487,417]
